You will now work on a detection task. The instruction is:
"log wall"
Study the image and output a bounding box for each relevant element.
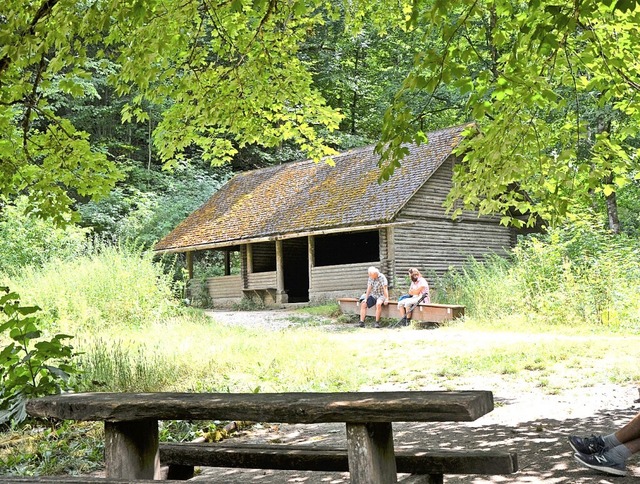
[308,253,398,302]
[310,261,379,302]
[206,275,243,306]
[247,271,277,288]
[393,156,515,282]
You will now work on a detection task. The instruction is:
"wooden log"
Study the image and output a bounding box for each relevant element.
[0,479,188,483]
[159,442,519,475]
[104,419,160,479]
[346,422,398,483]
[161,442,350,471]
[26,391,493,424]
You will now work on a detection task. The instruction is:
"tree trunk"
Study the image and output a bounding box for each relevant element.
[603,174,621,234]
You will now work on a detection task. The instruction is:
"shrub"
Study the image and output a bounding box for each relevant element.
[435,217,640,329]
[0,197,88,275]
[0,287,80,426]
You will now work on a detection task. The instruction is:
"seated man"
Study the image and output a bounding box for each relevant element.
[397,268,430,326]
[358,266,389,328]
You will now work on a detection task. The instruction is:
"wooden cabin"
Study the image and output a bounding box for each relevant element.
[154,124,517,307]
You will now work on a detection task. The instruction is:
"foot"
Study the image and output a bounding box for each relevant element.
[398,316,407,326]
[405,319,411,326]
[569,435,606,455]
[358,321,365,328]
[374,322,380,328]
[574,450,627,477]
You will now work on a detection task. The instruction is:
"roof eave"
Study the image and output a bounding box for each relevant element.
[154,220,416,254]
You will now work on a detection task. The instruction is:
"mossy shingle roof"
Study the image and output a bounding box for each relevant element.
[155,124,468,253]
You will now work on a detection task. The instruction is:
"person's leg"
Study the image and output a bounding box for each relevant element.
[397,302,407,325]
[623,437,640,454]
[405,296,419,324]
[571,412,640,455]
[359,300,367,327]
[614,411,640,446]
[374,300,383,327]
[573,412,640,477]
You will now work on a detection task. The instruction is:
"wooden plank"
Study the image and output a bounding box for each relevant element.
[27,391,493,423]
[347,422,398,483]
[206,274,242,298]
[0,479,188,483]
[161,442,350,471]
[311,262,378,292]
[159,442,518,475]
[104,419,160,479]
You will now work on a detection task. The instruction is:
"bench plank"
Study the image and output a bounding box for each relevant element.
[26,391,493,423]
[158,442,518,475]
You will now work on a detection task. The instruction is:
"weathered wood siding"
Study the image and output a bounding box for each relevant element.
[309,259,397,302]
[310,262,378,302]
[206,275,242,306]
[247,271,277,289]
[393,156,515,281]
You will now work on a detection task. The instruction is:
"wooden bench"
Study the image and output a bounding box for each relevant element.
[338,298,465,325]
[160,442,517,483]
[26,390,514,483]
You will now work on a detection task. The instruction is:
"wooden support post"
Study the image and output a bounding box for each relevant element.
[346,422,397,484]
[186,252,193,281]
[224,250,231,276]
[275,239,287,303]
[308,235,315,294]
[246,244,253,274]
[105,419,160,479]
[386,227,395,286]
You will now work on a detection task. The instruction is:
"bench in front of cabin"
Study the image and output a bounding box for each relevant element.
[338,298,465,325]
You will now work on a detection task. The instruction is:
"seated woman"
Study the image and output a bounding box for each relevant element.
[397,268,430,326]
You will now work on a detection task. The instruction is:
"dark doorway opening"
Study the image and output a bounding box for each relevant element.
[283,238,309,303]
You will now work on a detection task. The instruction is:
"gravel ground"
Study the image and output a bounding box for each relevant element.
[192,309,640,483]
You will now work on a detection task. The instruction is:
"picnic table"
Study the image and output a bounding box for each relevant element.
[26,390,512,483]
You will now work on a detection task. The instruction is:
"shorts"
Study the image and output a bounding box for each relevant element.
[359,294,382,308]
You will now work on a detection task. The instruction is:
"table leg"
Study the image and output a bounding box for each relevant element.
[346,422,397,483]
[105,419,160,479]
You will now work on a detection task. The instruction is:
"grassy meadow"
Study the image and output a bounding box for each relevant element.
[2,221,640,476]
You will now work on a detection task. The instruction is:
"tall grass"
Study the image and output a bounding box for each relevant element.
[434,218,640,331]
[2,241,180,333]
[75,312,373,394]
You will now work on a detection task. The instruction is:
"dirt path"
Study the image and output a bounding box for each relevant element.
[196,309,640,482]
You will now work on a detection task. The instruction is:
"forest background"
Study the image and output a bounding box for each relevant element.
[2,0,640,477]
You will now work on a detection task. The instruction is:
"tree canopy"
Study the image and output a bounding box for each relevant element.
[3,0,640,230]
[1,0,342,220]
[375,0,640,229]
